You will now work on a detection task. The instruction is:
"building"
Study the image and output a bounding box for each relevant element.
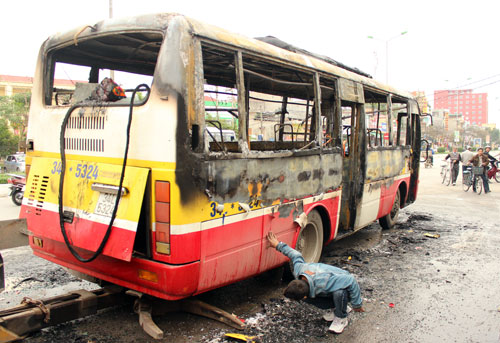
[411,91,429,113]
[433,89,488,126]
[0,74,79,96]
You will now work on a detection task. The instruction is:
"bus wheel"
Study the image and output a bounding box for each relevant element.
[379,189,400,230]
[295,209,324,263]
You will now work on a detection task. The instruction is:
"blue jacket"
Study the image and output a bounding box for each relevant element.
[276,242,362,308]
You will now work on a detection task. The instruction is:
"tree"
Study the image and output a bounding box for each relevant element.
[0,92,31,152]
[0,118,18,157]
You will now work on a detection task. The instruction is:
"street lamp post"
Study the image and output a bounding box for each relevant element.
[368,31,408,84]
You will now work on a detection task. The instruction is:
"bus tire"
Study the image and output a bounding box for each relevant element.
[295,209,324,263]
[379,189,400,230]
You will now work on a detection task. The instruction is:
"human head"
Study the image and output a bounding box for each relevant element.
[467,146,471,151]
[453,147,458,152]
[284,279,309,300]
[485,146,491,152]
[478,148,483,155]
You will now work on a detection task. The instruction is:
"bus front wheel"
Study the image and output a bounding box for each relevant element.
[295,209,324,263]
[379,189,400,230]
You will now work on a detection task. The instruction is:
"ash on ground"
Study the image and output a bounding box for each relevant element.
[3,210,485,343]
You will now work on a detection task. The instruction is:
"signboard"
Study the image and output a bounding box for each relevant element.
[454,131,460,143]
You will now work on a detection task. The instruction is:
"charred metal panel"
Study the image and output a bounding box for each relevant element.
[364,147,411,182]
[338,79,365,103]
[201,151,343,204]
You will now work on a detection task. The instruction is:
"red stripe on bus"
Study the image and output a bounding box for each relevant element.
[22,205,136,262]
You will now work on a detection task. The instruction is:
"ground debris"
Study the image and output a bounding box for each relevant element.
[216,298,329,343]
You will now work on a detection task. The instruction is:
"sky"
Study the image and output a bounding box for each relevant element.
[1,0,500,126]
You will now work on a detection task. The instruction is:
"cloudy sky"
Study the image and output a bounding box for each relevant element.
[1,0,499,125]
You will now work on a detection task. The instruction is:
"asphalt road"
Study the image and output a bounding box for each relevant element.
[0,184,21,220]
[1,160,500,342]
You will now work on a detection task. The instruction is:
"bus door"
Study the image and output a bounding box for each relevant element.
[338,80,366,234]
[397,102,421,204]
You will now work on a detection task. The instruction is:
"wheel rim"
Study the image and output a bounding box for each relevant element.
[15,193,23,205]
[462,176,471,192]
[477,178,483,195]
[495,171,500,183]
[296,222,320,263]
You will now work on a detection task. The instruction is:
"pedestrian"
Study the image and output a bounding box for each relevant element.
[460,146,474,175]
[484,146,498,168]
[444,147,461,185]
[470,148,491,194]
[266,231,364,334]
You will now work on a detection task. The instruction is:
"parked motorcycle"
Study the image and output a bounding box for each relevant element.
[7,174,25,206]
[487,161,500,183]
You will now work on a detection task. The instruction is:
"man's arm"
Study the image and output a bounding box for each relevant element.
[266,232,305,271]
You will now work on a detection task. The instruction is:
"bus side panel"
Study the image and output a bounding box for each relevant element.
[258,206,298,273]
[354,182,381,229]
[31,238,200,300]
[197,214,263,292]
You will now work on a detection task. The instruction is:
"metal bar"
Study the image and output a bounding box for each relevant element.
[387,94,393,145]
[91,183,128,195]
[0,253,4,293]
[235,51,249,153]
[334,79,342,147]
[243,67,312,87]
[279,97,288,141]
[0,287,125,341]
[313,72,322,145]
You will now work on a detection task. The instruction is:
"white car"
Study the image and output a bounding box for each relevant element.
[3,154,25,173]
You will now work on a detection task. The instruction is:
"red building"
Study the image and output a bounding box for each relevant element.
[434,89,488,126]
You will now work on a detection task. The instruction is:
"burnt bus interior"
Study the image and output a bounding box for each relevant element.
[198,40,420,233]
[44,31,163,106]
[199,42,416,156]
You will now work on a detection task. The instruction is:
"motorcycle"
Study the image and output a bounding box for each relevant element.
[7,174,25,206]
[487,161,500,183]
[425,156,433,168]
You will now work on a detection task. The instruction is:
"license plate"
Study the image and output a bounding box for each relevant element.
[94,192,120,217]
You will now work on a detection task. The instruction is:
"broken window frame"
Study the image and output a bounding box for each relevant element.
[43,30,163,107]
[198,40,343,156]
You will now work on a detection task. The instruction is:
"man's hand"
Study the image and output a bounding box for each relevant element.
[266,232,279,248]
[352,307,365,313]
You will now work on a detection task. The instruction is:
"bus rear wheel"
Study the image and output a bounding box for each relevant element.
[295,209,324,263]
[379,189,400,230]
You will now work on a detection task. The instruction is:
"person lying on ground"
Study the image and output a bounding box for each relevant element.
[266,231,364,334]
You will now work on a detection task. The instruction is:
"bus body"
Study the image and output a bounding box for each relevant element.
[21,13,421,300]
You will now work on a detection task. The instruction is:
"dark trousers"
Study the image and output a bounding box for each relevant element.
[451,163,459,183]
[473,172,490,193]
[333,289,348,318]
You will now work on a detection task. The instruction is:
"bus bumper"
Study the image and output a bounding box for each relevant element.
[30,237,200,301]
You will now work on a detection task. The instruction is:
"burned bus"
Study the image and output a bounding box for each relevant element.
[21,13,421,300]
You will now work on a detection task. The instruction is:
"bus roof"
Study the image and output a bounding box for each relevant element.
[43,13,415,101]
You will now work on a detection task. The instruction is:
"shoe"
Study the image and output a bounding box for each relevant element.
[323,306,352,321]
[452,183,456,186]
[328,315,348,333]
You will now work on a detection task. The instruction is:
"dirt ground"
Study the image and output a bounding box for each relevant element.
[1,160,500,342]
